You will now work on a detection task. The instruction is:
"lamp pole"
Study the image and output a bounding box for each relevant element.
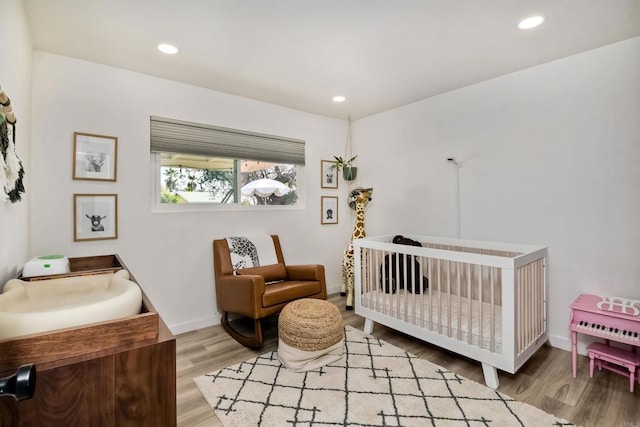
[447,158,462,239]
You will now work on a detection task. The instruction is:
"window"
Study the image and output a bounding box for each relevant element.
[151,117,304,208]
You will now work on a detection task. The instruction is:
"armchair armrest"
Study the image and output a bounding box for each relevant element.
[286,264,325,282]
[216,274,266,317]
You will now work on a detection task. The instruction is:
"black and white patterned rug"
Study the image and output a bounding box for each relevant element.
[194,326,574,426]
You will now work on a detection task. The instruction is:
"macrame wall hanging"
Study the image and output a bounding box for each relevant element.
[0,84,25,203]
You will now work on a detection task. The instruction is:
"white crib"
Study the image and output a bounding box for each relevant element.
[353,235,548,389]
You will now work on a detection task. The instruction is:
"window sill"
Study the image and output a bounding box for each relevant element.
[151,202,306,214]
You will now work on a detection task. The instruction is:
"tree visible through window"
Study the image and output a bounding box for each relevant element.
[159,154,298,205]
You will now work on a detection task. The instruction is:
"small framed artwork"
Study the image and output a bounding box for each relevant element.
[321,196,338,224]
[320,160,338,189]
[73,132,118,181]
[74,194,118,241]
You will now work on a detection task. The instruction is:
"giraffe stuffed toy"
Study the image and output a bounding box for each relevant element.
[342,187,373,309]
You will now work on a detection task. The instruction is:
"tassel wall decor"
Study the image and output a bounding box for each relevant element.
[0,84,25,203]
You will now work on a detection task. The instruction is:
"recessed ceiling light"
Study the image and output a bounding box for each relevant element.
[158,43,179,54]
[332,95,346,103]
[518,15,544,30]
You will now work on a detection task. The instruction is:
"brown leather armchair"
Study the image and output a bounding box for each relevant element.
[213,235,327,348]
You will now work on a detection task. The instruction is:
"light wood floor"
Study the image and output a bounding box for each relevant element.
[176,294,640,426]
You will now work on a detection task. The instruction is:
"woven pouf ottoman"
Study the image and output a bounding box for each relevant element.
[278,298,344,372]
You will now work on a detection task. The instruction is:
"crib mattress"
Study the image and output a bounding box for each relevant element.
[361,290,503,353]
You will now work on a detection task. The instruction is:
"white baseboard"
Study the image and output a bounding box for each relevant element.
[327,283,342,295]
[169,314,219,336]
[548,333,571,352]
[548,332,598,357]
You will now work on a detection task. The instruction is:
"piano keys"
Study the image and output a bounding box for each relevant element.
[569,294,640,378]
[575,320,640,341]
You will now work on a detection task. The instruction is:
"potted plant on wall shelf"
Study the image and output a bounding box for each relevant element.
[331,155,358,181]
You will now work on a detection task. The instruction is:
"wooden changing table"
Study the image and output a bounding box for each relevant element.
[0,254,176,426]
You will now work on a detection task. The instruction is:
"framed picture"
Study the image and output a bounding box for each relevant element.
[73,132,118,181]
[321,196,338,224]
[320,160,338,189]
[74,194,118,241]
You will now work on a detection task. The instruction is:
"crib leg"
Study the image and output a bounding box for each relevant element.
[481,363,500,390]
[364,318,375,335]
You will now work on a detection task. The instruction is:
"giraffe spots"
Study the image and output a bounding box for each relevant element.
[343,187,373,308]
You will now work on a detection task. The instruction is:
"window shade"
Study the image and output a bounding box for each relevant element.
[150,116,305,165]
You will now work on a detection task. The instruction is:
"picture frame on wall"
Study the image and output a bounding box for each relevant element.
[320,160,338,189]
[321,196,338,224]
[73,132,118,181]
[74,194,118,241]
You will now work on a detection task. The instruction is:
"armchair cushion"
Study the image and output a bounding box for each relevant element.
[262,281,323,307]
[286,265,325,281]
[236,263,288,283]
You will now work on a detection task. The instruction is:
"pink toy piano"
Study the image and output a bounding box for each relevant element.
[569,294,640,379]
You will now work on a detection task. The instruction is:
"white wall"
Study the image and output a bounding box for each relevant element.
[0,0,32,284]
[30,52,353,333]
[23,28,640,353]
[355,36,640,353]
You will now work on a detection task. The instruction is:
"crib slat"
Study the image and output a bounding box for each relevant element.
[478,265,483,349]
[457,261,462,341]
[376,251,382,313]
[527,263,532,348]
[467,263,472,345]
[437,258,442,335]
[371,248,375,308]
[429,258,437,331]
[536,261,540,338]
[528,263,533,346]
[524,264,528,353]
[409,260,414,324]
[446,260,451,338]
[530,262,535,343]
[383,249,388,313]
[524,264,528,352]
[534,261,540,340]
[368,248,378,298]
[533,263,537,341]
[394,251,399,319]
[490,266,495,353]
[525,264,528,352]
[517,265,522,353]
[410,255,416,326]
[404,254,415,323]
[374,249,380,309]
[420,256,425,329]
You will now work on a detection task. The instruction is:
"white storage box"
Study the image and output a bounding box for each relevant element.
[22,255,70,278]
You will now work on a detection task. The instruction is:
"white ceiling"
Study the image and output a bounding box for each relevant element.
[23,0,640,119]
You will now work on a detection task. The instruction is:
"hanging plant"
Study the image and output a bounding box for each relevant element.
[331,155,358,181]
[332,116,358,181]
